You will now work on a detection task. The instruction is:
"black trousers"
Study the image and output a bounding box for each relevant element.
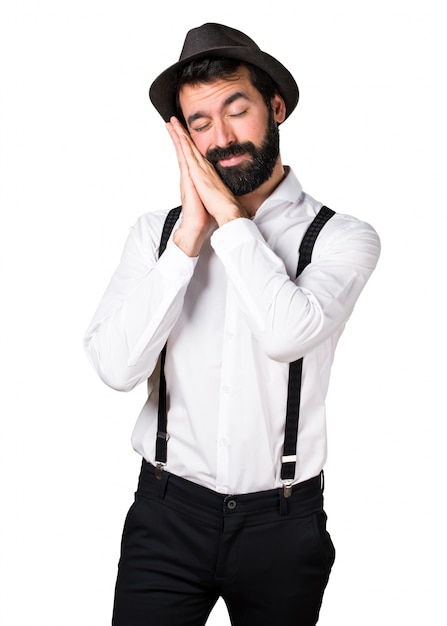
[112,461,335,626]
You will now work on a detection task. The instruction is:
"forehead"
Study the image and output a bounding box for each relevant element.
[178,65,261,118]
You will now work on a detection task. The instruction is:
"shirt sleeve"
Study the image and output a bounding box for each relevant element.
[210,215,381,362]
[83,212,197,391]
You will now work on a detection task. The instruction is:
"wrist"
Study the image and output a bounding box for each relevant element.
[173,224,209,257]
[214,202,249,227]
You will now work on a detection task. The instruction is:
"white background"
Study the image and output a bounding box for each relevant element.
[1,1,445,624]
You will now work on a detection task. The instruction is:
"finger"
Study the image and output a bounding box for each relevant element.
[167,121,206,213]
[169,117,207,167]
[167,119,208,182]
[166,120,191,175]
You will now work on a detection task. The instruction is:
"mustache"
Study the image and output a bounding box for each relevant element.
[206,141,256,164]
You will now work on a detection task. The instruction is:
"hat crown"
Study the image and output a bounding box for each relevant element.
[179,23,260,62]
[149,23,299,123]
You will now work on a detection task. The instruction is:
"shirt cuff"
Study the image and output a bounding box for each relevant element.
[210,217,263,252]
[157,237,199,280]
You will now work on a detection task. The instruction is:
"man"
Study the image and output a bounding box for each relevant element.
[84,23,380,626]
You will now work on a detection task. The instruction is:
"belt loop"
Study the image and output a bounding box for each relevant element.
[320,469,325,493]
[279,489,289,516]
[158,469,170,500]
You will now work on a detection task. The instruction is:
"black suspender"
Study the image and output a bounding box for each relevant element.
[155,205,336,491]
[155,206,181,477]
[280,205,335,496]
[158,206,182,257]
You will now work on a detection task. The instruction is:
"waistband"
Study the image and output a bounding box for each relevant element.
[136,461,324,524]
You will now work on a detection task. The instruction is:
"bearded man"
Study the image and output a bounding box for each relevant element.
[84,23,380,626]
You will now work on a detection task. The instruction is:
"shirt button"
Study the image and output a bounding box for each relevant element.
[227,499,237,510]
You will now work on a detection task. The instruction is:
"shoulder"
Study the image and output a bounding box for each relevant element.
[132,207,181,243]
[131,207,180,237]
[297,189,380,249]
[321,211,380,245]
[122,207,182,262]
[313,210,381,270]
[296,188,380,264]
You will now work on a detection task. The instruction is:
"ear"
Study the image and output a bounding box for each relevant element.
[271,93,286,124]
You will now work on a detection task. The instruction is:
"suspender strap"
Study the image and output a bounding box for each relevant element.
[296,206,336,276]
[281,206,335,494]
[155,207,182,474]
[159,206,182,256]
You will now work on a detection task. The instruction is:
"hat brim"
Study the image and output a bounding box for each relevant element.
[149,47,299,123]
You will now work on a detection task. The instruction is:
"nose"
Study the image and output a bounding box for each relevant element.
[211,118,236,149]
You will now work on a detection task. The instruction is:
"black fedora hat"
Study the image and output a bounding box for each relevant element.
[149,23,299,123]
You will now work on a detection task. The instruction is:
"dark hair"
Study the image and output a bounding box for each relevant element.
[175,57,280,124]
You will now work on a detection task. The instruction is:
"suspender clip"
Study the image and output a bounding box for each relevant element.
[282,481,293,499]
[155,462,166,480]
[157,431,170,441]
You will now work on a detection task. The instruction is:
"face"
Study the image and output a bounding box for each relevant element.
[179,66,286,196]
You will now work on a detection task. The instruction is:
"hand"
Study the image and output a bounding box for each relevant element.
[167,117,248,245]
[166,118,214,257]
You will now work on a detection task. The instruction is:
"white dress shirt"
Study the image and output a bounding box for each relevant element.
[84,168,380,495]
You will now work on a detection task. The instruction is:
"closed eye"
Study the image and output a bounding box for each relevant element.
[192,122,210,133]
[229,110,247,118]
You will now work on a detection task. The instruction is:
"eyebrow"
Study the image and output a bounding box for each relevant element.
[186,91,250,127]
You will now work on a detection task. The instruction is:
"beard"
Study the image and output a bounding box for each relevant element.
[205,109,280,196]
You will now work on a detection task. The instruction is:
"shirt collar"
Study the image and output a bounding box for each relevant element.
[254,167,303,218]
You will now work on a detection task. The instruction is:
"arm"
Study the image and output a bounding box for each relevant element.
[210,215,381,362]
[84,117,244,391]
[83,212,197,391]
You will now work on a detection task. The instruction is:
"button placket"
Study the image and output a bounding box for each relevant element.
[215,287,238,493]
